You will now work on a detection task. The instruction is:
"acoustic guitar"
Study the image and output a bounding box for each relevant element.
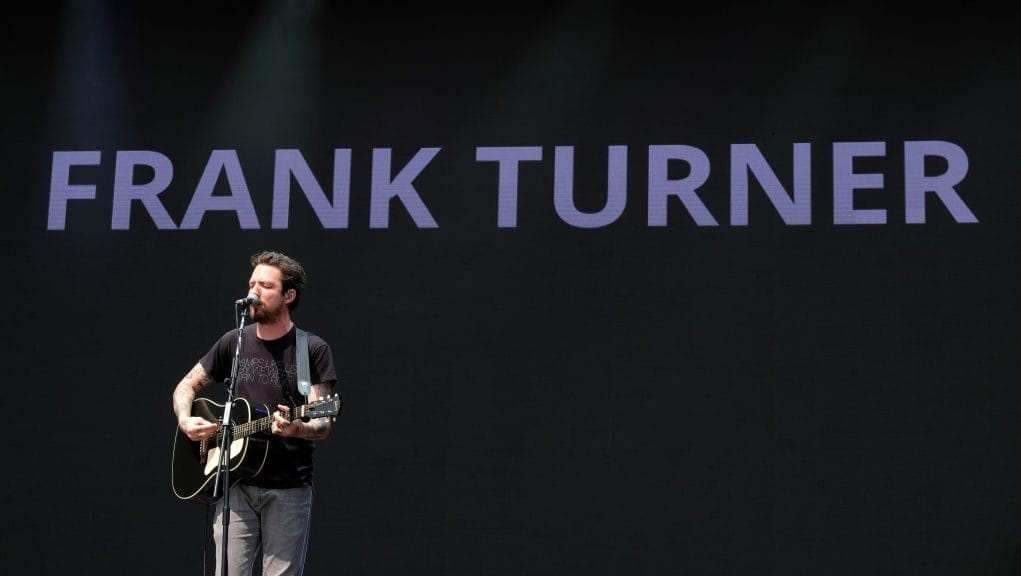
[171,394,341,504]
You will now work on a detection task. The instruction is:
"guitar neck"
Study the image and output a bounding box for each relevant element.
[216,400,331,443]
[229,413,277,440]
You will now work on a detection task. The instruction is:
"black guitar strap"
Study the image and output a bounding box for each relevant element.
[296,327,311,399]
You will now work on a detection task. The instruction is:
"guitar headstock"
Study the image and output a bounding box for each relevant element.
[296,393,341,421]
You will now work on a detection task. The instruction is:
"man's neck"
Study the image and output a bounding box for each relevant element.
[255,315,294,341]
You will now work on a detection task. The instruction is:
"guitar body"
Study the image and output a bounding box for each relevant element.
[171,397,270,504]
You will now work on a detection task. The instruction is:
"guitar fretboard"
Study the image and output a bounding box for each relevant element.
[211,398,337,444]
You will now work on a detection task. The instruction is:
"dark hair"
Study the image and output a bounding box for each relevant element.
[250,251,306,312]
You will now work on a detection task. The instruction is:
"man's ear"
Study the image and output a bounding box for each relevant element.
[285,289,295,302]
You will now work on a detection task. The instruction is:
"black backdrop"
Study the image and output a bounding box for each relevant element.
[3,2,1020,575]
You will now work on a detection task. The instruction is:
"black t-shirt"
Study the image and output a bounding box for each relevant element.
[200,324,337,488]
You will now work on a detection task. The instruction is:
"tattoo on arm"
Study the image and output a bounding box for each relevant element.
[172,363,213,422]
[303,419,327,439]
[302,382,334,440]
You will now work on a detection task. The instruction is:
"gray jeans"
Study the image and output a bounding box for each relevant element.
[213,484,314,576]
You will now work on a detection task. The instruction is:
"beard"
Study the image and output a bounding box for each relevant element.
[251,302,284,324]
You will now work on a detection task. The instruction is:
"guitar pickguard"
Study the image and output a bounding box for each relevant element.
[203,438,247,476]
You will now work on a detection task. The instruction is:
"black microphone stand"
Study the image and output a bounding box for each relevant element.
[211,301,250,574]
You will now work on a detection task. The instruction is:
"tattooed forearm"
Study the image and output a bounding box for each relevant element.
[300,382,335,440]
[301,418,331,440]
[173,363,213,422]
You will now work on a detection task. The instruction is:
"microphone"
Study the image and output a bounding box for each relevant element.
[235,294,260,306]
